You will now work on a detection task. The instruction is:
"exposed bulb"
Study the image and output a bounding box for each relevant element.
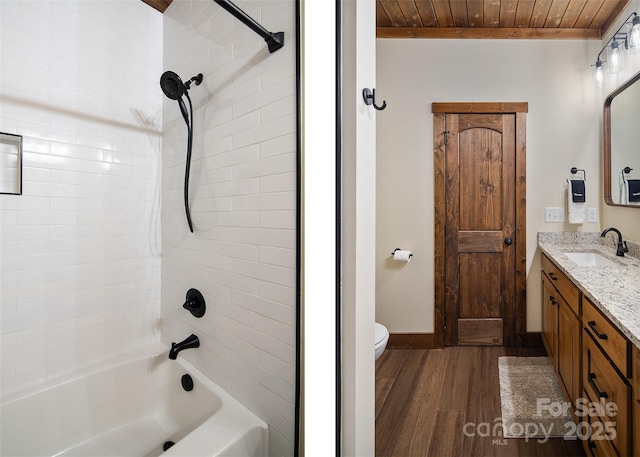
[607,40,623,74]
[595,61,604,87]
[629,16,640,54]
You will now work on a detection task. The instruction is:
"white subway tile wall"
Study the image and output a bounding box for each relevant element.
[0,1,163,393]
[161,1,296,456]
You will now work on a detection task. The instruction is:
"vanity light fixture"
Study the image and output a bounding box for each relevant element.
[630,15,640,53]
[592,12,638,79]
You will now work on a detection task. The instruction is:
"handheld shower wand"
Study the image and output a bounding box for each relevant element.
[160,71,203,233]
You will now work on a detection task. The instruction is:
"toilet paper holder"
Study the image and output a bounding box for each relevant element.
[391,248,413,258]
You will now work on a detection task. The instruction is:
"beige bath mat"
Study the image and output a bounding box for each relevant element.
[498,356,575,439]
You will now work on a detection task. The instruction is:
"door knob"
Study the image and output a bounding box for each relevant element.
[504,237,512,245]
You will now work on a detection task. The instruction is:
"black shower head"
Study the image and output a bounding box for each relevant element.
[160,71,186,100]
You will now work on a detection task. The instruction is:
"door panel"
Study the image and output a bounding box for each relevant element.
[458,127,503,231]
[458,231,503,252]
[459,253,502,318]
[458,318,503,345]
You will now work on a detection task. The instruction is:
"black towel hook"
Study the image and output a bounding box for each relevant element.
[363,88,387,111]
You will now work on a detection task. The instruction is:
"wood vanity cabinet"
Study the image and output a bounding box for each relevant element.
[540,253,637,457]
[541,254,581,406]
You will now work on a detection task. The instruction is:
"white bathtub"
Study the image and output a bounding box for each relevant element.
[1,344,268,457]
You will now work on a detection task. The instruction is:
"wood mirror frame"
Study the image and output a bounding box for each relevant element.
[603,69,640,208]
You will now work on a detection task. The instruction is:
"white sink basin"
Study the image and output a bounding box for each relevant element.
[563,252,619,267]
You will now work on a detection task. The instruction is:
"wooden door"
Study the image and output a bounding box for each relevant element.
[433,103,527,348]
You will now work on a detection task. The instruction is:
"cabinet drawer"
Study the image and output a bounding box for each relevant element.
[541,254,579,316]
[583,297,629,375]
[583,331,630,457]
[581,407,618,457]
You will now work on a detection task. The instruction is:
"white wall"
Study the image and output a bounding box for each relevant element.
[160,2,296,456]
[0,0,162,395]
[341,1,377,456]
[376,38,603,334]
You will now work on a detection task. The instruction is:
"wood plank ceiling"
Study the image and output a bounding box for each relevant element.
[141,0,172,14]
[141,0,630,40]
[377,0,630,39]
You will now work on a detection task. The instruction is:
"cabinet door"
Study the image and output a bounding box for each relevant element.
[557,297,580,405]
[542,273,558,369]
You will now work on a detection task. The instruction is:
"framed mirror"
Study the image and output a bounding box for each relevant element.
[604,69,640,207]
[0,132,22,195]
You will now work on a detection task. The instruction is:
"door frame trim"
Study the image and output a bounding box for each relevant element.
[432,102,528,348]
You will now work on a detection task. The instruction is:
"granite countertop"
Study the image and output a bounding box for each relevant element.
[538,232,640,348]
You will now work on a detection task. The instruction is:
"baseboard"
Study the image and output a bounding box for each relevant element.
[525,332,543,348]
[387,332,539,349]
[387,333,435,349]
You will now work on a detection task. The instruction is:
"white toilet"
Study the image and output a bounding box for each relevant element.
[374,322,389,360]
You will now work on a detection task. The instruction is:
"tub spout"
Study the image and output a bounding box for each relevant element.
[169,334,200,360]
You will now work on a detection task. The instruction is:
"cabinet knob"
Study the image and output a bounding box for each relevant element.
[504,237,512,246]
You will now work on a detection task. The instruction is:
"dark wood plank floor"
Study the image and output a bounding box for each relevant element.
[375,347,586,457]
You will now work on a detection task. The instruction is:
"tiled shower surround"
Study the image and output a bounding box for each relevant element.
[1,1,296,456]
[1,1,163,391]
[161,1,296,455]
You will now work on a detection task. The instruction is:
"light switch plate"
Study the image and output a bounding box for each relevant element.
[588,207,598,223]
[545,207,565,222]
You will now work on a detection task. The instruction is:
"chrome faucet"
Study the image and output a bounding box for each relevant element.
[601,227,628,257]
[168,334,200,360]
